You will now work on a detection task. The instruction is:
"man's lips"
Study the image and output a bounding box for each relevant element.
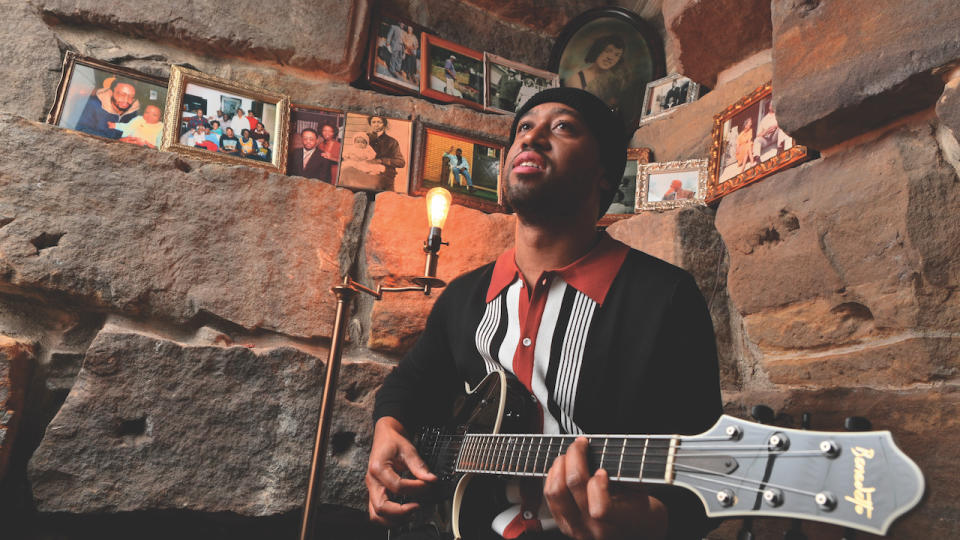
[511,151,546,173]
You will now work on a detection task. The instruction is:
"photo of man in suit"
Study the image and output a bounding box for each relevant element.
[289,128,332,183]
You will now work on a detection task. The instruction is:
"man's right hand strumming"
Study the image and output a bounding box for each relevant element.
[365,416,438,526]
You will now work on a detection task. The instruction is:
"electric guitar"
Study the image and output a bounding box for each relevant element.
[406,370,925,539]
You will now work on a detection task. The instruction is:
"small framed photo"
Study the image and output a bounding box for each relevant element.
[420,34,484,110]
[637,158,708,212]
[483,53,559,115]
[337,112,412,193]
[47,51,169,148]
[287,105,345,184]
[707,82,812,203]
[161,66,290,172]
[367,12,425,95]
[599,147,651,226]
[640,73,700,122]
[414,125,505,213]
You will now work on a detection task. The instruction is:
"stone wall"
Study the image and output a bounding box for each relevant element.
[0,1,958,539]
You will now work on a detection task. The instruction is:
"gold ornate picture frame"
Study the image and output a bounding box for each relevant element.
[161,66,290,172]
[706,82,810,203]
[598,147,651,226]
[637,158,708,212]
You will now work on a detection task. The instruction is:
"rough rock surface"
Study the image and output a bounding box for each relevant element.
[663,0,772,87]
[771,0,960,149]
[715,119,960,387]
[629,63,772,163]
[0,114,365,339]
[0,336,34,479]
[722,384,960,539]
[0,1,63,123]
[365,192,515,353]
[938,77,960,138]
[607,207,737,388]
[28,326,391,514]
[38,0,371,80]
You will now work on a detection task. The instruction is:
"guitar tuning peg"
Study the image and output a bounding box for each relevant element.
[784,519,807,540]
[801,412,811,430]
[750,404,775,424]
[844,416,872,432]
[736,522,755,540]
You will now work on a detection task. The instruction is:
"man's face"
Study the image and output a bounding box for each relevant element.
[505,102,605,222]
[143,106,161,124]
[369,117,385,133]
[596,45,623,70]
[455,149,462,157]
[226,128,234,137]
[301,131,318,150]
[112,83,136,112]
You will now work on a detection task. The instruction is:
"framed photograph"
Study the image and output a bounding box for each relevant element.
[550,7,665,129]
[161,66,290,172]
[706,83,812,203]
[47,51,169,149]
[337,112,412,193]
[637,158,708,212]
[483,53,559,115]
[414,125,504,213]
[420,34,484,110]
[598,147,651,226]
[367,12,425,95]
[640,73,701,122]
[287,105,345,184]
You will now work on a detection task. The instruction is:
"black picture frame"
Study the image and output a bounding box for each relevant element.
[549,7,665,130]
[366,11,428,96]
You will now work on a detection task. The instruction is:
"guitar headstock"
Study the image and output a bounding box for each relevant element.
[673,415,924,536]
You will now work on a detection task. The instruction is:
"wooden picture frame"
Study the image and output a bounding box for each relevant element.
[550,7,665,129]
[161,66,290,172]
[47,51,169,149]
[337,112,413,193]
[287,104,345,184]
[598,147,651,226]
[640,73,701,122]
[483,53,559,115]
[413,124,505,213]
[706,82,812,203]
[366,12,426,96]
[419,34,484,110]
[637,158,708,212]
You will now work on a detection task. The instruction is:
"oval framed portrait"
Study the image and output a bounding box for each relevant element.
[550,7,665,129]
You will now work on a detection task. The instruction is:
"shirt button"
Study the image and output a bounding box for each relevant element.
[522,510,534,520]
[522,338,532,346]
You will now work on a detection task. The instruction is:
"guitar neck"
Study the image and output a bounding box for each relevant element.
[453,434,679,484]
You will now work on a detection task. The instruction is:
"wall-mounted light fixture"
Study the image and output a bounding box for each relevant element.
[299,189,454,540]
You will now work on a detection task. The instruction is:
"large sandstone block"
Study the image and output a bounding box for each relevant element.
[722,385,960,539]
[0,1,63,122]
[715,119,960,386]
[0,114,365,339]
[663,0,772,87]
[28,327,391,514]
[38,0,371,80]
[772,0,960,149]
[365,192,514,353]
[629,63,772,162]
[607,207,738,388]
[0,336,34,480]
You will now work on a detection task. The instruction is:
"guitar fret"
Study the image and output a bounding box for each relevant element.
[639,439,648,480]
[482,435,491,471]
[599,437,609,471]
[616,438,626,479]
[534,437,543,475]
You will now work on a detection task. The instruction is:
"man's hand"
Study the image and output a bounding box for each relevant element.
[544,437,667,540]
[365,416,438,526]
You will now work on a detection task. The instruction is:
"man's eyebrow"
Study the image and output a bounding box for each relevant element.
[517,106,581,124]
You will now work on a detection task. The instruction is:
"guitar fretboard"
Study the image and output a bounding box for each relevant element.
[453,434,677,483]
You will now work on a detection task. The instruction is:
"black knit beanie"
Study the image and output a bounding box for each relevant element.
[510,87,628,218]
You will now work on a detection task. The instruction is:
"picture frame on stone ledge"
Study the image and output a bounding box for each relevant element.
[366,12,428,96]
[48,51,170,150]
[598,147,651,227]
[483,53,559,115]
[287,104,345,185]
[706,82,812,204]
[337,112,413,194]
[420,34,485,111]
[413,124,505,213]
[640,73,701,123]
[161,66,290,173]
[550,6,666,130]
[636,158,708,212]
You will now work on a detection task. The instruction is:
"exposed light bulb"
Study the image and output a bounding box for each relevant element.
[425,187,452,230]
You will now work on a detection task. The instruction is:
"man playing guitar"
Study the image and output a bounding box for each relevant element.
[366,88,723,540]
